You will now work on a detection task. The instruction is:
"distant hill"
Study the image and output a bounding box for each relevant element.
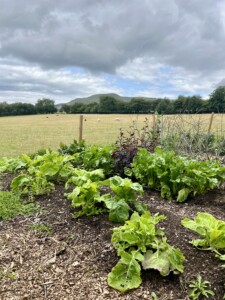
[57,93,156,107]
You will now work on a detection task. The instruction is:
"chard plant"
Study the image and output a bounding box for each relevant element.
[73,145,114,176]
[126,147,225,202]
[108,211,185,292]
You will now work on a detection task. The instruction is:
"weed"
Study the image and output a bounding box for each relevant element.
[188,275,215,300]
[6,271,17,280]
[151,292,158,299]
[0,267,17,281]
[0,191,40,220]
[30,223,52,234]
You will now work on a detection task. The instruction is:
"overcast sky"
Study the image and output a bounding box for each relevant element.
[0,0,225,104]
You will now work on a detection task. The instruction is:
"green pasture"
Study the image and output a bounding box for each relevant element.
[0,114,149,157]
[0,113,224,157]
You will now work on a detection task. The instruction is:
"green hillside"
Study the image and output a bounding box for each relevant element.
[57,93,156,107]
[66,93,131,105]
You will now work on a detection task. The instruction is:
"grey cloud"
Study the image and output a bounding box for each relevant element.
[0,0,225,74]
[0,59,122,103]
[216,79,225,87]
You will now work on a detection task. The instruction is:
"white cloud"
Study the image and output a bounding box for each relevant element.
[0,58,122,103]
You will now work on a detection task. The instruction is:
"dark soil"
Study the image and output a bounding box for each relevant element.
[0,174,225,300]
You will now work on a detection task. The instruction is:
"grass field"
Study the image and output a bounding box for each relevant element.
[0,113,224,157]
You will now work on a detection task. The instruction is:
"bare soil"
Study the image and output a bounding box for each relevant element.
[0,174,225,300]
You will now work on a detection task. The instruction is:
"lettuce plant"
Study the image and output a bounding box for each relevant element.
[11,173,54,196]
[65,168,105,189]
[181,212,225,260]
[102,176,146,222]
[65,173,146,223]
[108,211,185,292]
[28,151,75,182]
[0,154,32,173]
[66,180,107,218]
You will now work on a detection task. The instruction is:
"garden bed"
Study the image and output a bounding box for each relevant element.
[0,173,225,300]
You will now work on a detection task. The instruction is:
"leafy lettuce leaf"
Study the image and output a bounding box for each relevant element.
[107,250,143,292]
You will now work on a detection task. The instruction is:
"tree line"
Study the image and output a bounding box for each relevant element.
[60,86,225,114]
[0,86,225,116]
[0,99,57,116]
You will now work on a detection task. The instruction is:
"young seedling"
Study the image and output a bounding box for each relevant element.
[30,223,52,235]
[151,292,158,300]
[188,275,215,300]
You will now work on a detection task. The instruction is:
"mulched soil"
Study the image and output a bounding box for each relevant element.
[0,174,225,300]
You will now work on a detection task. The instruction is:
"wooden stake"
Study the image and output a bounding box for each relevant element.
[79,115,84,142]
[152,113,156,130]
[208,112,214,134]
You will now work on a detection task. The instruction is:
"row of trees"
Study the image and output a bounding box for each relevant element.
[60,86,225,114]
[0,99,57,116]
[0,86,225,116]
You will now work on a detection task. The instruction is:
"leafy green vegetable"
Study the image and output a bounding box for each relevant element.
[127,147,225,202]
[108,211,185,292]
[66,173,146,223]
[102,176,146,222]
[11,173,54,196]
[66,181,108,218]
[181,212,225,259]
[104,198,130,223]
[103,176,144,201]
[8,151,77,196]
[0,154,32,173]
[58,139,86,155]
[142,238,184,276]
[108,250,143,293]
[73,145,114,176]
[65,168,105,189]
[28,151,75,182]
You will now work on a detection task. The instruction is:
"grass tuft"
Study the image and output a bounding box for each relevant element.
[0,191,39,220]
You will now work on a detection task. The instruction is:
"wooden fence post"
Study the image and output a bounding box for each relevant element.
[79,114,84,142]
[208,112,214,134]
[152,113,156,130]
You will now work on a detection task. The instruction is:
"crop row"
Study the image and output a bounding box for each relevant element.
[0,141,225,296]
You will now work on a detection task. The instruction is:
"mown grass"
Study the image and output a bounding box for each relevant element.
[0,113,224,157]
[0,114,150,157]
